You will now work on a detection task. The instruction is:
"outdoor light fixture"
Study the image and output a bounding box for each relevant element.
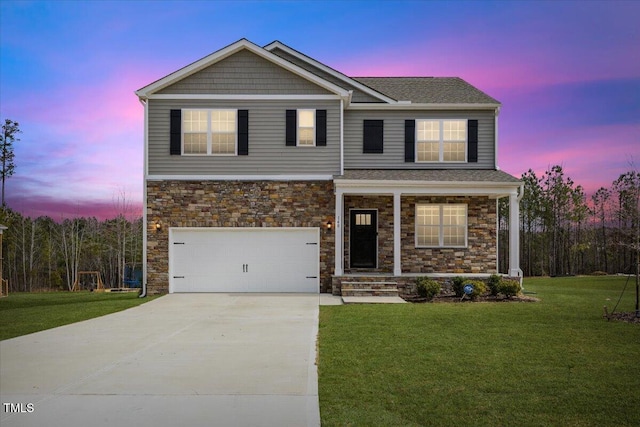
[155,221,162,231]
[326,220,333,231]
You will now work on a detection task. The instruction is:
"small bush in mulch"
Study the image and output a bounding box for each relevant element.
[415,277,441,301]
[487,274,501,296]
[498,278,521,298]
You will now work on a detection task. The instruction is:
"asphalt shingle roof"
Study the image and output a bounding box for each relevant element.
[352,77,500,105]
[335,169,521,183]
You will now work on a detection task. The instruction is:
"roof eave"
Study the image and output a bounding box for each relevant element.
[333,179,520,197]
[346,102,501,110]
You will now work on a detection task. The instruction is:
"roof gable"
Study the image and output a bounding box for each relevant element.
[136,39,350,99]
[264,41,396,104]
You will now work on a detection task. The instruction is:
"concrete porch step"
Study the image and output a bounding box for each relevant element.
[341,281,399,297]
[342,296,407,304]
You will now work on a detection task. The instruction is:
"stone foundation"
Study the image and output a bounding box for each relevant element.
[146,180,335,294]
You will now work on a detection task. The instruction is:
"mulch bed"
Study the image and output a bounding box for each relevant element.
[606,311,640,324]
[404,294,540,303]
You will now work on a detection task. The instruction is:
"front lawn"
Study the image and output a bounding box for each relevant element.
[318,276,640,426]
[0,291,157,340]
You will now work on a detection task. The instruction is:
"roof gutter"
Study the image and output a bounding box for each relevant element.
[346,102,501,110]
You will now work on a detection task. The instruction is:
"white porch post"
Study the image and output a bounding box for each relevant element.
[334,188,344,276]
[393,191,402,276]
[508,191,522,278]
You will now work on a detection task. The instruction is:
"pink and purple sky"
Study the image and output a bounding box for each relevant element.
[1,0,638,220]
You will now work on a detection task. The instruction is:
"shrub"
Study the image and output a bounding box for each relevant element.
[487,274,501,296]
[498,278,521,298]
[415,277,441,301]
[462,280,487,300]
[452,276,466,297]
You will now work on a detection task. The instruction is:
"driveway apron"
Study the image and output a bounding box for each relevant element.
[0,294,321,427]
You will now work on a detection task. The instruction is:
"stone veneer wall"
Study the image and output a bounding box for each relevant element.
[401,196,497,274]
[146,180,335,294]
[343,195,394,273]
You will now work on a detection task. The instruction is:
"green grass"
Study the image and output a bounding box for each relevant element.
[0,291,157,340]
[319,276,640,426]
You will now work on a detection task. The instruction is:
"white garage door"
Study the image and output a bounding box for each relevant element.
[169,228,319,293]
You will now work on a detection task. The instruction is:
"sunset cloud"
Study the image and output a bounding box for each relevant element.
[1,0,638,219]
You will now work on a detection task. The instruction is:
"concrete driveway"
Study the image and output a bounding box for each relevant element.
[0,294,323,427]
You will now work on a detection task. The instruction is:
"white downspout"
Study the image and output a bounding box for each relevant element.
[139,97,148,298]
[494,106,500,170]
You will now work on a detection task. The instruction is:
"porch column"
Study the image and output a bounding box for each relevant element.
[508,191,522,278]
[334,188,344,276]
[393,191,402,276]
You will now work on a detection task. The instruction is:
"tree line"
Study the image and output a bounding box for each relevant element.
[0,165,638,293]
[0,208,142,292]
[498,166,640,277]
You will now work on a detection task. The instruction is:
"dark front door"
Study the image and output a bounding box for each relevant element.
[350,210,377,268]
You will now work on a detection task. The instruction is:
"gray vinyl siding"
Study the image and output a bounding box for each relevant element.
[148,99,340,175]
[269,47,385,103]
[344,110,496,169]
[158,50,332,95]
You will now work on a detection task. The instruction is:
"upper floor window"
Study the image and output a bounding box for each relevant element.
[298,110,315,146]
[416,204,467,248]
[183,109,237,155]
[416,119,466,162]
[286,109,327,147]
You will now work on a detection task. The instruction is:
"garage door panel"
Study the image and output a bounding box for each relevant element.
[170,228,319,293]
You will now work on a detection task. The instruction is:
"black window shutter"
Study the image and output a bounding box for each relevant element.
[468,119,478,163]
[363,120,384,153]
[286,110,296,146]
[316,110,327,146]
[238,110,249,155]
[404,120,415,162]
[170,109,182,155]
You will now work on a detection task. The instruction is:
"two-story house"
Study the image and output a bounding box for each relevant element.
[136,39,523,296]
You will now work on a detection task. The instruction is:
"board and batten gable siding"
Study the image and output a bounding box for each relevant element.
[157,49,332,95]
[269,47,384,103]
[148,99,341,175]
[343,109,496,169]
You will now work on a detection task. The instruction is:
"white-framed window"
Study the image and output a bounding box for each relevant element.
[182,109,237,155]
[298,109,315,146]
[416,119,466,162]
[416,204,467,247]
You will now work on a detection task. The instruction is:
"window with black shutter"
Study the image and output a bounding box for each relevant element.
[363,120,383,153]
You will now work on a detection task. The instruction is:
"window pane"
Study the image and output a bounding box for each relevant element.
[298,128,314,146]
[184,133,207,154]
[443,120,466,141]
[212,110,236,132]
[417,142,439,162]
[183,110,207,132]
[212,134,235,154]
[443,206,466,225]
[417,120,439,141]
[443,226,465,246]
[443,142,465,161]
[417,226,439,246]
[417,205,440,226]
[298,110,314,127]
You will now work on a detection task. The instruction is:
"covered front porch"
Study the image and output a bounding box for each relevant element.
[332,170,523,296]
